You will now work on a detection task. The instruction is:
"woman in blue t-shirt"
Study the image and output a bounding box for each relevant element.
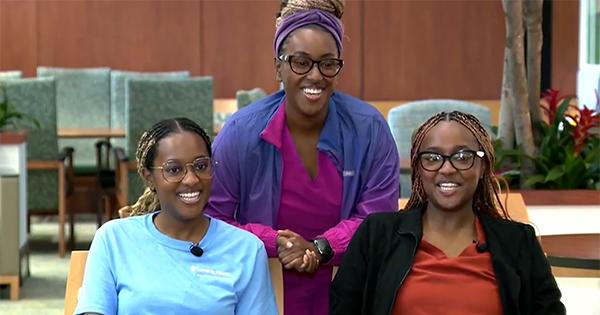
[75,117,277,315]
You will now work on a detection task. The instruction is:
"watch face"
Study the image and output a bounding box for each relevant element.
[313,239,333,263]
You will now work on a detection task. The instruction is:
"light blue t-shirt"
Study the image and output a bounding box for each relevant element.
[75,212,277,315]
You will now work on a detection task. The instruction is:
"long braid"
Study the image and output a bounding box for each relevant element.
[405,111,510,220]
[119,118,211,218]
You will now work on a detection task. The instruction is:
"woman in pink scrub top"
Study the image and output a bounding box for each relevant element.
[206,1,400,314]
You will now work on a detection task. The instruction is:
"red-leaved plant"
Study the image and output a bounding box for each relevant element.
[495,89,600,189]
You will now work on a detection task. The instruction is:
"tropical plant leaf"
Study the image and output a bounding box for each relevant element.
[544,167,564,183]
[523,175,546,188]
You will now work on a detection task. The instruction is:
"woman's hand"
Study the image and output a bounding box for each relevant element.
[277,230,320,273]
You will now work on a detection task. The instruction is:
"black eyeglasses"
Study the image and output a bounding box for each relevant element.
[278,54,344,78]
[418,150,485,172]
[150,157,213,183]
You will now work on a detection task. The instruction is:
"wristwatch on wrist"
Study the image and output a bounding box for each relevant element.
[312,238,334,264]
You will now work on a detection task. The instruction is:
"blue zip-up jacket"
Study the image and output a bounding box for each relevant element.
[206,90,400,263]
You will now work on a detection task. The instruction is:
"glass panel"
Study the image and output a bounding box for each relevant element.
[588,0,600,64]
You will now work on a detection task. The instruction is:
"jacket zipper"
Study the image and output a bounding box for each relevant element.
[387,232,419,315]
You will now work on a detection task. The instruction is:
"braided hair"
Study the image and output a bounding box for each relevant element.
[118,117,211,218]
[276,0,344,27]
[404,111,510,220]
[275,0,345,57]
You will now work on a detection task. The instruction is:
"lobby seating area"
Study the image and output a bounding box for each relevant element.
[0,0,596,314]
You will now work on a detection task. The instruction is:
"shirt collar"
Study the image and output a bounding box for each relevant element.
[259,98,286,150]
[259,95,342,155]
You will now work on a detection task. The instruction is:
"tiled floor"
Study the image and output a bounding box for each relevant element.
[0,217,96,315]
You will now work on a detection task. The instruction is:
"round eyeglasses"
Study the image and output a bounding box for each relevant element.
[418,150,485,172]
[150,157,213,183]
[278,54,344,78]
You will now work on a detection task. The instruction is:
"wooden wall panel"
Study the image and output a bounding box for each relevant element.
[0,0,580,100]
[0,0,38,76]
[552,0,579,94]
[362,0,505,100]
[202,0,280,98]
[335,0,362,98]
[37,0,202,74]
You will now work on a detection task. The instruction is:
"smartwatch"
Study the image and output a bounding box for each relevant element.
[312,238,334,264]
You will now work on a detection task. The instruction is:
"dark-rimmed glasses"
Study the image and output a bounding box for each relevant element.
[150,157,213,183]
[418,150,485,172]
[278,54,344,78]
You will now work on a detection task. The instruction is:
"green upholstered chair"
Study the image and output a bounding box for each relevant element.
[36,67,111,175]
[113,77,214,212]
[387,100,492,198]
[236,87,267,109]
[2,77,74,257]
[109,70,190,149]
[94,70,190,221]
[0,71,22,104]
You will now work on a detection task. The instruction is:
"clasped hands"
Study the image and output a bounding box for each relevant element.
[276,229,321,273]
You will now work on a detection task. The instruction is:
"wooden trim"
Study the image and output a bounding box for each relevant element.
[127,161,137,171]
[57,128,125,139]
[0,275,19,300]
[214,98,237,114]
[64,251,89,315]
[268,258,284,315]
[27,160,59,170]
[115,160,130,211]
[551,266,600,277]
[0,131,28,144]
[540,234,600,261]
[517,190,600,206]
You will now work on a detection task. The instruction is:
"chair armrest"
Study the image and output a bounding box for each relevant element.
[57,146,74,162]
[95,140,111,149]
[113,147,127,162]
[95,140,113,176]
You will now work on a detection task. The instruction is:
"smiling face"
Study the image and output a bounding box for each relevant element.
[143,131,212,222]
[276,26,340,121]
[418,121,485,213]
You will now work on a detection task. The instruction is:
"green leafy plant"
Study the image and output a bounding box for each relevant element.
[494,89,600,190]
[0,97,41,131]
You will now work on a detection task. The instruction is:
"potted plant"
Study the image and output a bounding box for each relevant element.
[0,98,40,132]
[0,85,40,143]
[494,89,600,204]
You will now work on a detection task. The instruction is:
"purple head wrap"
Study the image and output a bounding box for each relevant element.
[274,9,344,58]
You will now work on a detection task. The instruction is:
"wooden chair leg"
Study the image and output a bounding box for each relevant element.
[103,194,115,223]
[97,195,105,227]
[69,210,75,251]
[27,213,31,233]
[0,276,19,300]
[103,195,111,222]
[58,163,66,257]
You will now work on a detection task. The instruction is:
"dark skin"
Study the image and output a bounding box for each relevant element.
[83,131,213,314]
[274,26,341,272]
[418,121,485,258]
[143,131,212,244]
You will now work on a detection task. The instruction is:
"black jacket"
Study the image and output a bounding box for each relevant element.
[330,207,565,315]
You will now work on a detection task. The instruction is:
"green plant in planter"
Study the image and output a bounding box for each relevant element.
[494,89,600,190]
[0,97,40,131]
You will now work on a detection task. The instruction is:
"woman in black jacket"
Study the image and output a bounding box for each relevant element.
[330,111,565,315]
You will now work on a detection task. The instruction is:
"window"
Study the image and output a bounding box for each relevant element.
[577,0,600,109]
